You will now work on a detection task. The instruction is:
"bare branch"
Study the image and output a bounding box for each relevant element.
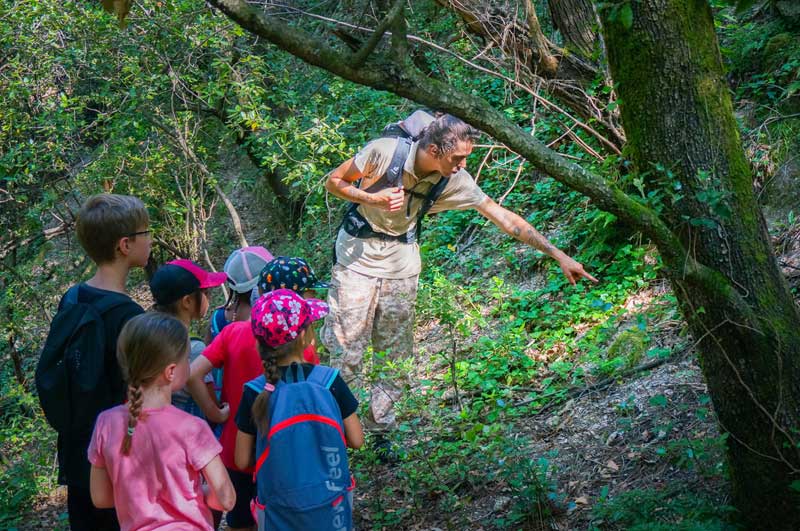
[351,0,406,67]
[260,4,621,155]
[214,184,249,248]
[0,222,71,262]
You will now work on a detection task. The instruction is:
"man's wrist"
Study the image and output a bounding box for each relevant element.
[363,191,379,206]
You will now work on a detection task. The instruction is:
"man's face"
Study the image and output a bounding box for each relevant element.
[432,140,473,176]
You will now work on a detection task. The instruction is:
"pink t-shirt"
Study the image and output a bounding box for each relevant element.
[202,320,263,471]
[88,405,222,531]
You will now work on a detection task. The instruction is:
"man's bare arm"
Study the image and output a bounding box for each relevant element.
[324,158,404,212]
[476,197,598,285]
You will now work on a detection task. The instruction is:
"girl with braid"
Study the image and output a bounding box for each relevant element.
[234,290,363,528]
[88,312,235,531]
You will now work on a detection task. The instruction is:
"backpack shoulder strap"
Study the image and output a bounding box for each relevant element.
[63,285,81,306]
[92,292,138,316]
[245,374,267,394]
[384,136,412,189]
[307,365,339,390]
[411,175,450,241]
[211,306,225,336]
[419,175,450,220]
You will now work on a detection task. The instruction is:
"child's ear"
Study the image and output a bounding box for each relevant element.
[117,236,132,257]
[164,363,178,383]
[180,294,195,313]
[298,327,311,345]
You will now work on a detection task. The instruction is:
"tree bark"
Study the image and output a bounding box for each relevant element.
[548,0,599,58]
[601,1,800,527]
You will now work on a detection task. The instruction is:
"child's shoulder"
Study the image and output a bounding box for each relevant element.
[162,406,217,440]
[63,283,141,311]
[164,405,210,426]
[217,319,250,336]
[96,404,129,424]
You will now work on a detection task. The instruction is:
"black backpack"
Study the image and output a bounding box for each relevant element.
[338,111,449,245]
[35,285,131,436]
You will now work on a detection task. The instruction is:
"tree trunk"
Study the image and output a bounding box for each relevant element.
[601,1,800,527]
[548,0,599,58]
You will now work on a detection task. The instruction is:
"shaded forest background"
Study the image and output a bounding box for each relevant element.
[1,0,800,529]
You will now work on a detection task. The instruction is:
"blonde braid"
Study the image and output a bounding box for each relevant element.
[121,383,144,455]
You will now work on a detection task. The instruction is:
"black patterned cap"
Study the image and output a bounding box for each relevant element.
[258,256,329,294]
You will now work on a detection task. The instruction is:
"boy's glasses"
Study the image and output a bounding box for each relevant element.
[127,230,151,237]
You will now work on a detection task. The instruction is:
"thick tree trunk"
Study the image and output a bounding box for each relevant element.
[601,1,800,527]
[548,0,599,57]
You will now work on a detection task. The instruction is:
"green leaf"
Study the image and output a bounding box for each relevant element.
[734,0,757,14]
[649,394,668,407]
[620,4,633,30]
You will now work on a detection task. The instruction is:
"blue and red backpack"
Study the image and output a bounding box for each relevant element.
[245,364,354,531]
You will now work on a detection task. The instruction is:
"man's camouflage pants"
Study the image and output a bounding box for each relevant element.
[321,264,417,431]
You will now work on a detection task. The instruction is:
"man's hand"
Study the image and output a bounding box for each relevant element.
[372,187,405,212]
[557,255,598,286]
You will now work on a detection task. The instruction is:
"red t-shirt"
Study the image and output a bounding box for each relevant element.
[302,344,320,365]
[201,321,263,472]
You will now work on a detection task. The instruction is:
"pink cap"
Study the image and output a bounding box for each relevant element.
[167,259,228,289]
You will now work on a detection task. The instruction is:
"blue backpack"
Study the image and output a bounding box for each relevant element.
[245,365,354,531]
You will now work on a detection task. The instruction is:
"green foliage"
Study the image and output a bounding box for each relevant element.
[4,0,788,527]
[0,376,56,526]
[715,5,800,106]
[590,483,739,530]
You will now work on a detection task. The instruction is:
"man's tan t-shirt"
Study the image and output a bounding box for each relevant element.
[335,138,488,279]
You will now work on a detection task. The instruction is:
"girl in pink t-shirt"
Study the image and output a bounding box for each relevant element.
[88,312,235,531]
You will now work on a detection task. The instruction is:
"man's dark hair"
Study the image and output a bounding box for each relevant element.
[418,114,481,157]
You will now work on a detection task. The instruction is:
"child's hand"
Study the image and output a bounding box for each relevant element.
[218,402,230,422]
[209,402,230,424]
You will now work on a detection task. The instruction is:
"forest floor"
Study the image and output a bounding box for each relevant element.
[22,328,722,531]
[348,292,726,530]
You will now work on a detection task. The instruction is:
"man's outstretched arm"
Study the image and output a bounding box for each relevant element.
[476,197,598,285]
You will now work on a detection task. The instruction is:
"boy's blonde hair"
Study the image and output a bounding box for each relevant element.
[76,194,149,264]
[116,312,189,455]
